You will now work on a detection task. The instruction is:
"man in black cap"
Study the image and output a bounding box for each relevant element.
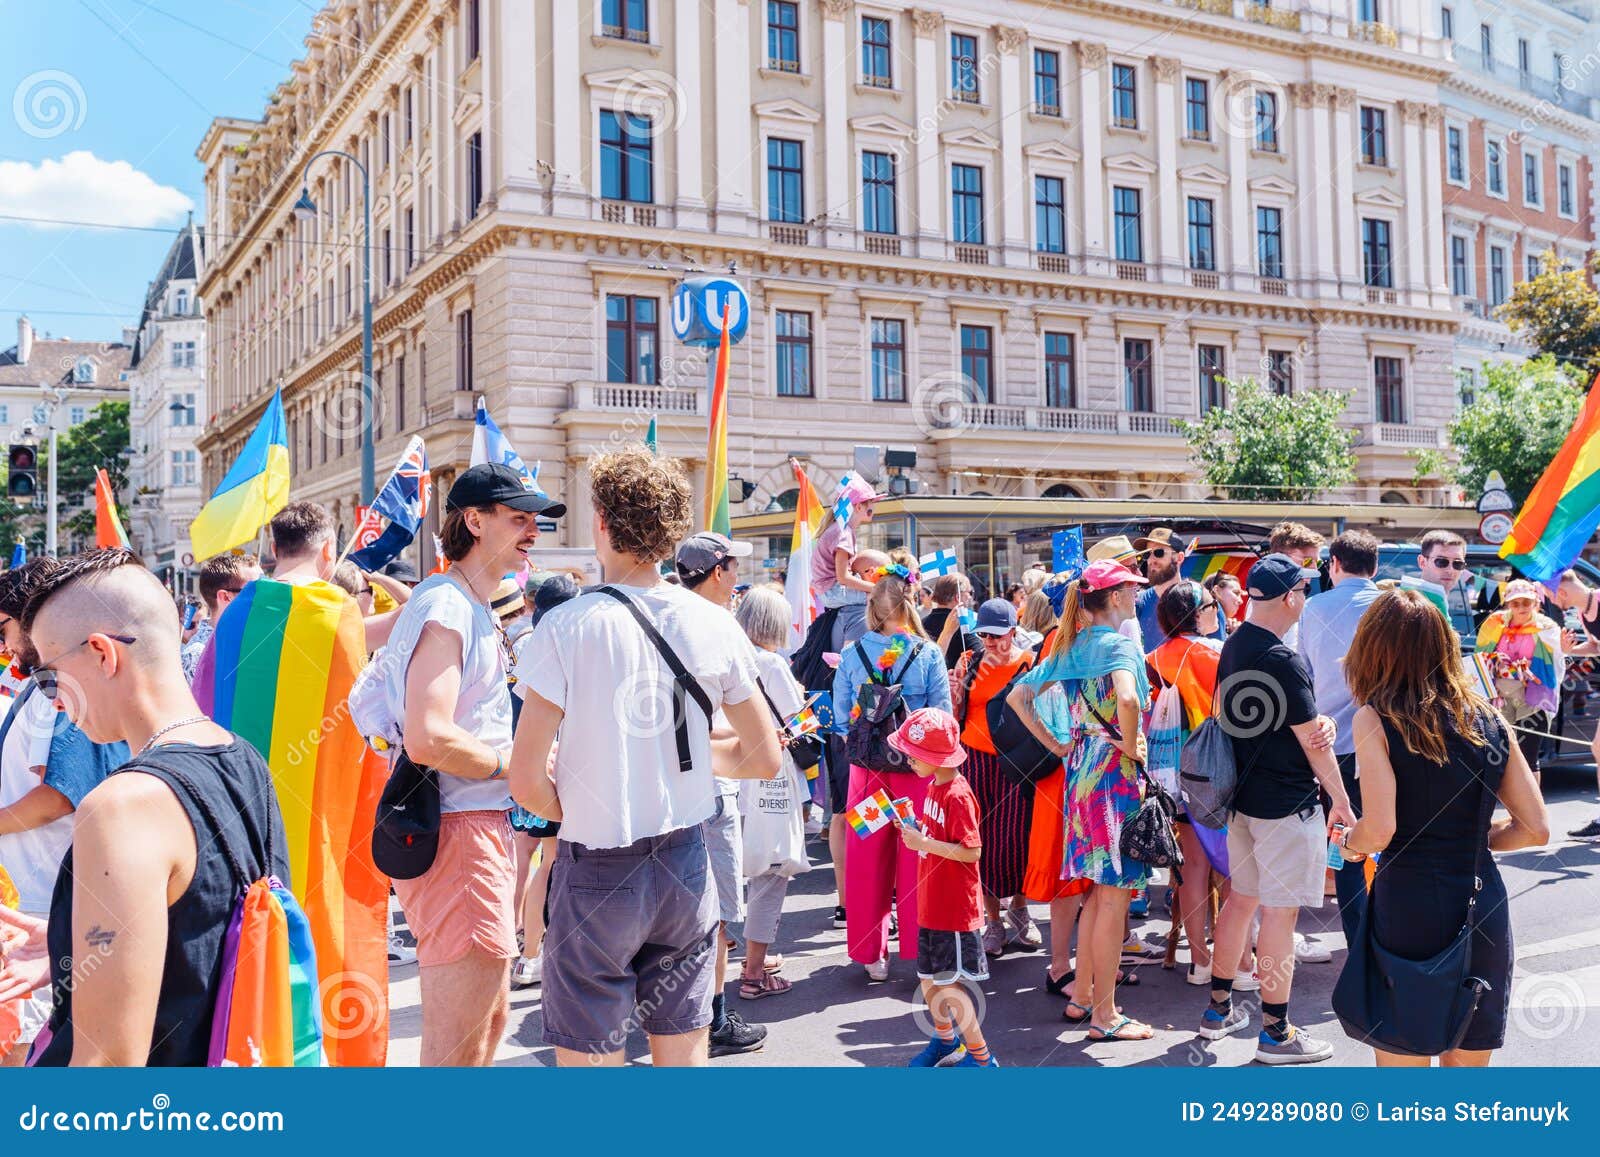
[380,462,565,1065]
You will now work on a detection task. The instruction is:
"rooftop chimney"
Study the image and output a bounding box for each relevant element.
[121,325,137,346]
[15,316,32,366]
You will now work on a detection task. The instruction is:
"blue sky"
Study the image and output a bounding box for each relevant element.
[2,1,319,345]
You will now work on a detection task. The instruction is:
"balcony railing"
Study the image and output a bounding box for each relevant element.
[1033,101,1062,118]
[1036,252,1071,275]
[1352,21,1399,48]
[1363,423,1444,449]
[1260,277,1288,296]
[1190,269,1220,290]
[601,201,657,227]
[863,233,902,256]
[1116,261,1149,282]
[952,243,992,265]
[1174,0,1231,15]
[1244,4,1301,31]
[570,381,703,416]
[933,403,1182,437]
[767,222,811,246]
[1365,286,1398,306]
[602,24,650,43]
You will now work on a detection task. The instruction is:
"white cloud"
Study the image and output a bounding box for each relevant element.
[0,150,192,229]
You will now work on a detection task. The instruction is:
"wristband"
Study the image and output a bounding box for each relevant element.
[489,753,505,780]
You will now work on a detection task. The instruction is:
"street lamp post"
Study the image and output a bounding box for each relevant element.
[294,151,375,504]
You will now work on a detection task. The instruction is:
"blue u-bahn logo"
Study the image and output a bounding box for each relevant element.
[671,277,750,347]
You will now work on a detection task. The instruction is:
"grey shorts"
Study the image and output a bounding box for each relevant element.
[703,793,745,924]
[541,825,718,1054]
[1227,808,1326,909]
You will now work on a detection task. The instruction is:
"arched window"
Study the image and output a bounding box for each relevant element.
[772,487,799,511]
[1380,489,1411,505]
[1041,483,1082,499]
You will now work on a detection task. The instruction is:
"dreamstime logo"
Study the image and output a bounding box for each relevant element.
[1214,669,1288,739]
[613,668,679,741]
[910,371,986,437]
[313,376,385,445]
[319,970,387,1042]
[13,70,87,139]
[612,70,689,137]
[1511,973,1587,1041]
[1216,70,1279,145]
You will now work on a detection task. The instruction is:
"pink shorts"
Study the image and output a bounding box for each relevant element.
[391,809,518,968]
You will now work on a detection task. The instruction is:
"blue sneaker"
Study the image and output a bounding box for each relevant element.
[950,1050,1000,1067]
[1129,889,1149,918]
[908,1036,963,1067]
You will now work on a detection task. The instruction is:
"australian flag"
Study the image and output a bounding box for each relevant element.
[350,435,431,571]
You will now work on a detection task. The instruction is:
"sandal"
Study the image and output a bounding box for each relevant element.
[762,954,784,975]
[739,972,792,1000]
[1063,1000,1092,1024]
[1088,1015,1154,1042]
[1045,969,1073,997]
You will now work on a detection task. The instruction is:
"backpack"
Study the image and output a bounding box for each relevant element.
[1178,716,1238,831]
[843,640,925,774]
[984,664,1059,794]
[789,606,842,693]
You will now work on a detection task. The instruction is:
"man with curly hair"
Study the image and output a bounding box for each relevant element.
[510,446,781,1067]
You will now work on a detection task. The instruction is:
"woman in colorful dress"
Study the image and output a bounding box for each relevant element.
[1008,559,1153,1041]
[1475,579,1564,786]
[951,598,1041,957]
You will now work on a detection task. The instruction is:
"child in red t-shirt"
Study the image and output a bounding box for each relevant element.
[886,707,994,1068]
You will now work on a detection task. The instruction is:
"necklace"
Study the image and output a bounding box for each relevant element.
[136,714,209,757]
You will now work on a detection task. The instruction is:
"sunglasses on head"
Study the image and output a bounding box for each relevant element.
[1429,557,1468,571]
[33,634,137,698]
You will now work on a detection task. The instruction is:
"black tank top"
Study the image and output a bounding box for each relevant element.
[1377,710,1504,881]
[31,740,288,1067]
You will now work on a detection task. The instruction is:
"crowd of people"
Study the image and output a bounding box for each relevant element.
[0,449,1581,1068]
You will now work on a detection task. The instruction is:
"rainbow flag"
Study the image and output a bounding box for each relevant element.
[1502,371,1600,583]
[1475,611,1563,715]
[705,301,733,536]
[210,880,322,1067]
[190,388,290,562]
[846,789,895,838]
[786,460,827,647]
[192,578,390,1066]
[1181,552,1256,584]
[93,468,129,549]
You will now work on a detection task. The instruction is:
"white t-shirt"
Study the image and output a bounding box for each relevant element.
[515,581,760,849]
[384,573,514,813]
[0,688,70,913]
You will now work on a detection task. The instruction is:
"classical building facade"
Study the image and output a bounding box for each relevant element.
[126,219,208,591]
[197,0,1466,562]
[1435,0,1600,398]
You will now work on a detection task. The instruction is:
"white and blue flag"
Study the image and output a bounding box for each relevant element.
[471,398,545,496]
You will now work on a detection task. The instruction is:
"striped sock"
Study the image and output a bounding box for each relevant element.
[933,1015,956,1043]
[966,1040,991,1064]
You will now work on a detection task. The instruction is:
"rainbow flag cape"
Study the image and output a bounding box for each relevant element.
[705,302,733,535]
[786,460,827,647]
[846,789,895,838]
[1181,552,1256,584]
[189,388,290,561]
[192,578,390,1066]
[1502,371,1600,582]
[93,468,129,549]
[1475,611,1563,716]
[210,879,322,1067]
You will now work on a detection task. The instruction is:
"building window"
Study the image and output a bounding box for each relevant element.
[1035,176,1066,254]
[1358,0,1380,20]
[0,405,9,425]
[1523,152,1541,206]
[72,358,95,384]
[382,226,393,285]
[174,288,189,315]
[1187,197,1216,271]
[1489,245,1507,305]
[602,0,648,41]
[862,151,897,234]
[870,318,906,402]
[380,113,391,172]
[69,406,86,425]
[1198,344,1227,412]
[862,16,892,86]
[1256,206,1284,280]
[605,295,659,385]
[464,0,481,61]
[1185,77,1209,140]
[465,131,483,218]
[403,86,414,145]
[405,207,416,268]
[951,33,979,102]
[1450,235,1470,296]
[600,110,653,203]
[775,310,813,397]
[1447,126,1465,182]
[170,449,197,488]
[1111,63,1138,128]
[959,325,993,404]
[1441,5,1454,40]
[1044,332,1076,409]
[951,164,985,244]
[1113,186,1142,262]
[171,340,196,369]
[767,1,800,72]
[1362,218,1393,288]
[1266,349,1293,395]
[1124,338,1153,412]
[395,354,406,430]
[767,137,804,223]
[1034,49,1061,115]
[1487,139,1504,194]
[1374,356,1405,424]
[1359,106,1387,165]
[1456,366,1476,409]
[456,309,474,392]
[1559,163,1575,216]
[1526,252,1541,281]
[1254,90,1279,152]
[171,392,197,425]
[1480,23,1493,67]
[1518,36,1530,78]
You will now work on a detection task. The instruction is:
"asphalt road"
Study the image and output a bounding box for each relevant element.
[387,773,1600,1067]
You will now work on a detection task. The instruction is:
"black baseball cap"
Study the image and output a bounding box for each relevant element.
[446,463,567,518]
[1246,553,1319,600]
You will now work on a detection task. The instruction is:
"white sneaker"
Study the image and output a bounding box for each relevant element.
[387,931,417,967]
[1233,970,1261,992]
[864,958,889,982]
[1186,961,1213,987]
[1294,933,1332,963]
[804,806,824,837]
[510,954,542,988]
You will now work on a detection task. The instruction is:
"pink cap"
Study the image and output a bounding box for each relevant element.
[1502,579,1542,605]
[887,707,968,769]
[1080,558,1150,592]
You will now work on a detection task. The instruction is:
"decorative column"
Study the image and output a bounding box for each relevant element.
[821,1,852,247]
[1421,105,1449,309]
[1332,87,1361,300]
[1221,70,1253,290]
[497,0,539,213]
[912,9,945,259]
[548,4,585,217]
[996,25,1029,267]
[1078,41,1108,275]
[1153,56,1181,283]
[1398,100,1427,306]
[675,0,708,230]
[713,0,755,234]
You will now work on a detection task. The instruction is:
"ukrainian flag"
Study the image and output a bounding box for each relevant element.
[190,388,291,562]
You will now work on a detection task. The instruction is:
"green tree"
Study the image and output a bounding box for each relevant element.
[1444,355,1584,504]
[1177,377,1357,502]
[40,401,132,546]
[1497,250,1600,376]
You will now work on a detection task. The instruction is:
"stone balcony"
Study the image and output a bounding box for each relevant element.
[1354,421,1446,481]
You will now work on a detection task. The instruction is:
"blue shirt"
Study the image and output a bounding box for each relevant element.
[1296,577,1380,756]
[831,631,951,733]
[1137,584,1224,654]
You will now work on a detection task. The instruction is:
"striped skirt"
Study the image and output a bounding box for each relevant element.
[962,746,1035,900]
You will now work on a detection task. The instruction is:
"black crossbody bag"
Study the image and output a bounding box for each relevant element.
[597,586,715,773]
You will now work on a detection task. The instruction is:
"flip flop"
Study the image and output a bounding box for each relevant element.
[1062,1000,1092,1024]
[1088,1015,1154,1042]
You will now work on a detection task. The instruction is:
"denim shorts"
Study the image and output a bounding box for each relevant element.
[541,825,718,1054]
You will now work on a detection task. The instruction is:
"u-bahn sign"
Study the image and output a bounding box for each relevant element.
[671,276,750,348]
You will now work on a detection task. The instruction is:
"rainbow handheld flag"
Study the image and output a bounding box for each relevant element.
[1502,371,1600,583]
[1181,552,1256,584]
[210,878,322,1067]
[846,789,895,838]
[190,388,290,561]
[705,302,733,535]
[93,468,129,549]
[192,578,390,1066]
[786,460,827,647]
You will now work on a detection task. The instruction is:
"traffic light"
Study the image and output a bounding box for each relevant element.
[7,444,37,502]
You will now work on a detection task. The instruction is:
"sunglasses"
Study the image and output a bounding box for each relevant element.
[1197,600,1219,613]
[1428,558,1468,571]
[1147,548,1170,560]
[33,634,137,698]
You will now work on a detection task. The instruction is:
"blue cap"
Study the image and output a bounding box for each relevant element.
[1246,553,1319,600]
[974,598,1018,635]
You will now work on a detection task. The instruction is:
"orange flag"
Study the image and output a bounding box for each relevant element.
[94,468,130,549]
